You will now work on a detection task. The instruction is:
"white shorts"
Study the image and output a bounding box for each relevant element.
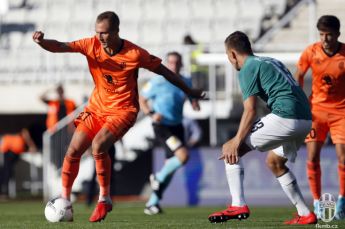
[244,113,311,162]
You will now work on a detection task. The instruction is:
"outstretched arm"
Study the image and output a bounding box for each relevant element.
[32,31,72,53]
[152,64,204,99]
[40,88,52,104]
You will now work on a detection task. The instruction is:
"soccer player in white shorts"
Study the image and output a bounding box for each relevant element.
[246,113,311,163]
[208,31,317,225]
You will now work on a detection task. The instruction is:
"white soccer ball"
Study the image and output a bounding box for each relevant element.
[44,197,73,222]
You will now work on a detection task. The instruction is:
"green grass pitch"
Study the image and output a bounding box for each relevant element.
[0,200,343,228]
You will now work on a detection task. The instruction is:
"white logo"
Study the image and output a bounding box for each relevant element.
[319,193,336,223]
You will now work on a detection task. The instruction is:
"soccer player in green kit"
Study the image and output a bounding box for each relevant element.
[208,31,317,225]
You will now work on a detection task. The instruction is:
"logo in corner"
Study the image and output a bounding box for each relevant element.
[319,193,336,223]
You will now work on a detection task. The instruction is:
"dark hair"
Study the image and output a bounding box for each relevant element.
[317,15,340,32]
[224,31,253,54]
[183,34,196,45]
[96,11,120,32]
[167,51,183,62]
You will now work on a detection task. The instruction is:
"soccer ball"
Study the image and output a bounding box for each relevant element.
[44,197,73,222]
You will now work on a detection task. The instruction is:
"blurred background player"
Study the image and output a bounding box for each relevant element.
[208,31,316,225]
[32,11,203,222]
[0,128,37,198]
[139,51,200,215]
[40,84,76,132]
[295,15,345,219]
[183,34,208,91]
[182,117,203,206]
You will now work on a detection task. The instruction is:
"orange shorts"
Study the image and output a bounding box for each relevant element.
[74,109,137,140]
[305,109,345,144]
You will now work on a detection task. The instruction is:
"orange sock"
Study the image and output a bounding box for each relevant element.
[307,161,321,200]
[61,155,81,199]
[338,163,345,196]
[94,152,111,197]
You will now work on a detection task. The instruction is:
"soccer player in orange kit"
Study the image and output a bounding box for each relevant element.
[33,11,203,222]
[296,15,345,220]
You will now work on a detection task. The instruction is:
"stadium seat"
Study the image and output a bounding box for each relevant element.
[141,20,165,46]
[117,0,143,22]
[67,53,88,71]
[214,0,238,19]
[21,32,37,50]
[212,19,236,44]
[2,8,26,23]
[0,50,13,71]
[25,5,47,25]
[189,19,212,44]
[143,0,167,21]
[68,22,94,40]
[94,0,118,13]
[47,5,70,24]
[261,0,287,17]
[43,22,69,41]
[71,0,94,24]
[7,31,23,50]
[166,0,191,21]
[237,0,265,40]
[190,0,214,20]
[120,20,140,44]
[13,50,41,71]
[165,20,189,45]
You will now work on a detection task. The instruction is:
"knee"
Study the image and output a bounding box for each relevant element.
[266,157,286,175]
[91,140,107,157]
[179,153,189,164]
[66,145,83,158]
[175,147,189,164]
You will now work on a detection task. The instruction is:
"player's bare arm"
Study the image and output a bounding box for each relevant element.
[153,64,204,99]
[295,69,306,89]
[220,96,257,164]
[21,128,38,153]
[39,87,54,104]
[32,31,72,53]
[138,95,162,123]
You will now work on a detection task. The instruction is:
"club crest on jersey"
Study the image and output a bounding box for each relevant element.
[103,74,116,85]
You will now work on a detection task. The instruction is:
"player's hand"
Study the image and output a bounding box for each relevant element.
[28,146,38,153]
[219,137,241,164]
[189,89,206,99]
[151,113,162,123]
[191,99,200,111]
[33,31,44,44]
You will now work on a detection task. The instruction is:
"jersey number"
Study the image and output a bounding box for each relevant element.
[251,120,264,133]
[261,57,298,86]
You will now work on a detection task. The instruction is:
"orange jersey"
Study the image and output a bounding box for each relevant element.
[297,42,345,114]
[0,134,26,154]
[46,99,76,130]
[68,37,161,116]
